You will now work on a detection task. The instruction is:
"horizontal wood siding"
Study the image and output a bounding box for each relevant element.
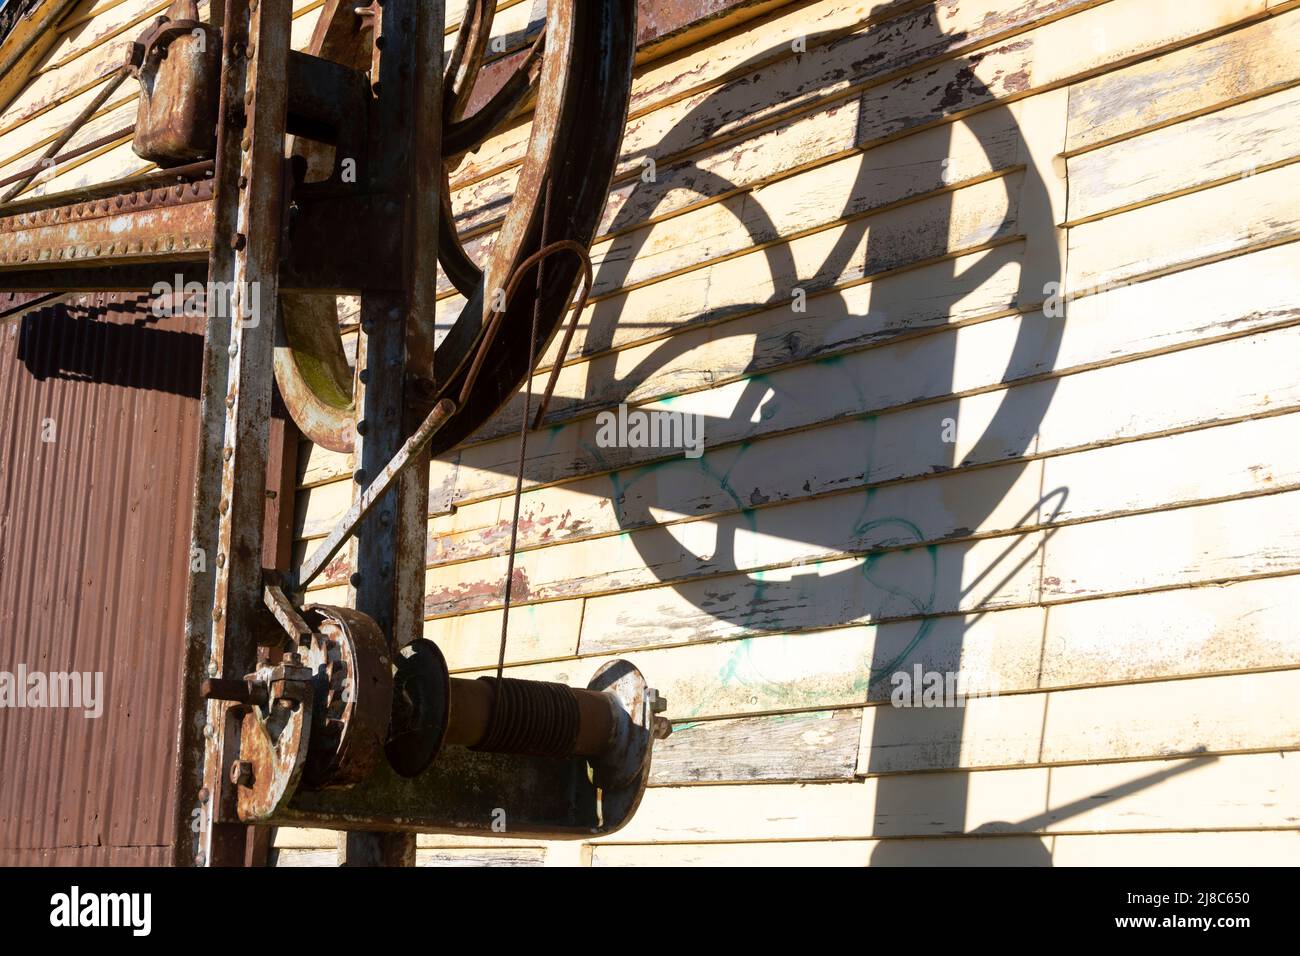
[283,0,1300,865]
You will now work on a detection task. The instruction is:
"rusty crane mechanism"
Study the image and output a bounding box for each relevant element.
[0,0,671,864]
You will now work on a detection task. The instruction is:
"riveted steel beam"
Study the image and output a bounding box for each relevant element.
[174,0,292,868]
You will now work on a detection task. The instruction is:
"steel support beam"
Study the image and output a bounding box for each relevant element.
[174,0,292,868]
[338,0,445,868]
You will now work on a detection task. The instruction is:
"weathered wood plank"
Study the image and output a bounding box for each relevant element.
[576,666,1300,786]
[455,167,1023,434]
[424,591,584,672]
[858,668,1300,775]
[449,0,1067,190]
[415,847,545,867]
[429,751,1300,842]
[619,0,1267,179]
[562,532,1047,650]
[626,752,1300,841]
[31,137,147,196]
[407,403,1300,619]
[272,846,546,866]
[575,474,1300,652]
[458,516,1300,706]
[1040,574,1300,686]
[431,187,1284,494]
[376,325,1300,615]
[36,0,168,79]
[0,93,135,183]
[449,0,1055,232]
[276,751,1300,852]
[650,708,862,784]
[1040,488,1300,602]
[1066,83,1300,222]
[390,244,1300,559]
[0,80,135,170]
[1067,160,1300,291]
[449,0,1271,258]
[1065,6,1300,153]
[591,830,1300,866]
[451,0,923,188]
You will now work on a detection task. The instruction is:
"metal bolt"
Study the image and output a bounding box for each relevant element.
[650,691,668,714]
[207,659,218,677]
[198,787,210,804]
[216,553,225,568]
[652,716,672,740]
[238,175,248,190]
[203,723,215,740]
[353,468,366,484]
[230,760,254,787]
[228,342,239,357]
[231,233,246,251]
[194,852,206,866]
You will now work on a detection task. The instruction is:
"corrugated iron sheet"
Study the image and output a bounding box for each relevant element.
[0,292,201,865]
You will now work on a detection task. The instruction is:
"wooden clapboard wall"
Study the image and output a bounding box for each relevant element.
[5,0,1298,867]
[282,0,1300,866]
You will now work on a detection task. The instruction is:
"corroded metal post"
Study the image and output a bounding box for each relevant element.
[174,0,292,867]
[339,0,445,869]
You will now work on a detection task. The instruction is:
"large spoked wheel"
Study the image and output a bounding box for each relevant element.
[274,0,636,455]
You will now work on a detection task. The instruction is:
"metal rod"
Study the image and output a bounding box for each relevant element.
[290,397,457,592]
[1,67,129,203]
[496,177,552,683]
[531,247,593,430]
[0,124,135,191]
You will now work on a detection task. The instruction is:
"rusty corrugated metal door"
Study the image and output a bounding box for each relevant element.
[0,293,201,865]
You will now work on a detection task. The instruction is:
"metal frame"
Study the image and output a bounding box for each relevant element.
[0,0,665,867]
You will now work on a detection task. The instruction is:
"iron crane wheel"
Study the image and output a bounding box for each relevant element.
[274,0,635,457]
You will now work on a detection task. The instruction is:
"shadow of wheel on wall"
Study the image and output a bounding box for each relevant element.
[562,3,1066,864]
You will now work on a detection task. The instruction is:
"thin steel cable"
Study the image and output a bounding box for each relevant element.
[530,248,593,430]
[496,176,553,683]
